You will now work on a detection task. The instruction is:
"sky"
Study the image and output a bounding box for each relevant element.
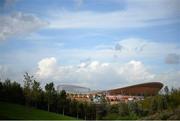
[0,0,180,90]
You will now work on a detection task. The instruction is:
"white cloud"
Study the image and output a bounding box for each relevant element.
[114,38,180,59]
[119,60,155,82]
[36,57,58,78]
[0,12,48,41]
[0,64,23,83]
[0,65,9,80]
[1,37,179,69]
[1,56,180,89]
[36,57,156,89]
[152,70,180,88]
[48,0,180,29]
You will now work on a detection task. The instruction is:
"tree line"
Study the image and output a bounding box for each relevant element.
[98,86,180,120]
[0,72,96,120]
[0,72,180,120]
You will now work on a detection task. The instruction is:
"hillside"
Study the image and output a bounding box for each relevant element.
[0,101,76,120]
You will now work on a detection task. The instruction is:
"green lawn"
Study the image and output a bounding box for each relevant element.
[0,101,76,120]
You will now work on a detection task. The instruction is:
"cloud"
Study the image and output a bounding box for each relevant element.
[165,53,180,64]
[152,70,180,88]
[1,37,179,69]
[1,56,180,89]
[36,57,155,89]
[113,38,180,59]
[114,43,124,51]
[48,0,180,29]
[0,12,48,41]
[0,65,9,80]
[119,60,155,82]
[0,64,23,82]
[36,57,58,78]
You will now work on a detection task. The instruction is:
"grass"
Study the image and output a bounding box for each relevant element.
[102,113,139,120]
[0,101,76,120]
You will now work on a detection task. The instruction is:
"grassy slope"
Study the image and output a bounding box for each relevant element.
[0,101,76,120]
[102,113,139,120]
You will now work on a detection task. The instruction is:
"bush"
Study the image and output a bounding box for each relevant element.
[118,102,129,116]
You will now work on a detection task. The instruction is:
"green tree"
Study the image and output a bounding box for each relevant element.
[97,94,108,119]
[32,80,41,107]
[0,81,2,100]
[109,104,119,113]
[11,81,24,104]
[1,79,24,104]
[83,102,88,120]
[161,96,168,110]
[164,86,169,95]
[128,102,140,115]
[23,72,33,106]
[118,102,129,116]
[59,90,67,115]
[70,99,78,118]
[150,98,158,113]
[56,93,61,114]
[76,101,80,119]
[45,82,55,112]
[169,88,180,109]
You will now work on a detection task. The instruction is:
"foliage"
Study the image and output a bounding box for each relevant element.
[96,94,108,119]
[32,80,41,107]
[169,88,180,109]
[23,72,33,105]
[45,82,55,112]
[118,102,129,116]
[0,79,24,104]
[164,86,169,95]
[0,73,96,120]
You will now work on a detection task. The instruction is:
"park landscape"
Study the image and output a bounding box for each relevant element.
[0,0,180,120]
[0,73,180,120]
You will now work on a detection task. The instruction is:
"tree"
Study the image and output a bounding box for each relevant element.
[110,104,119,113]
[150,98,158,113]
[59,90,67,115]
[56,93,61,114]
[2,79,11,102]
[169,88,180,109]
[83,102,88,120]
[161,96,168,110]
[128,102,140,115]
[96,94,108,119]
[0,81,2,100]
[69,99,78,117]
[0,79,24,104]
[118,102,129,116]
[32,80,41,107]
[45,82,55,112]
[23,72,33,106]
[11,81,25,104]
[164,86,169,95]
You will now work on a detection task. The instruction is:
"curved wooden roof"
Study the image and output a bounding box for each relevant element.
[107,82,163,96]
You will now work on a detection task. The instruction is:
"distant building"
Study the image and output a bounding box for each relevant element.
[57,84,91,94]
[57,82,163,104]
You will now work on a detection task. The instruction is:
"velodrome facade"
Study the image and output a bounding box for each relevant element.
[57,82,163,104]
